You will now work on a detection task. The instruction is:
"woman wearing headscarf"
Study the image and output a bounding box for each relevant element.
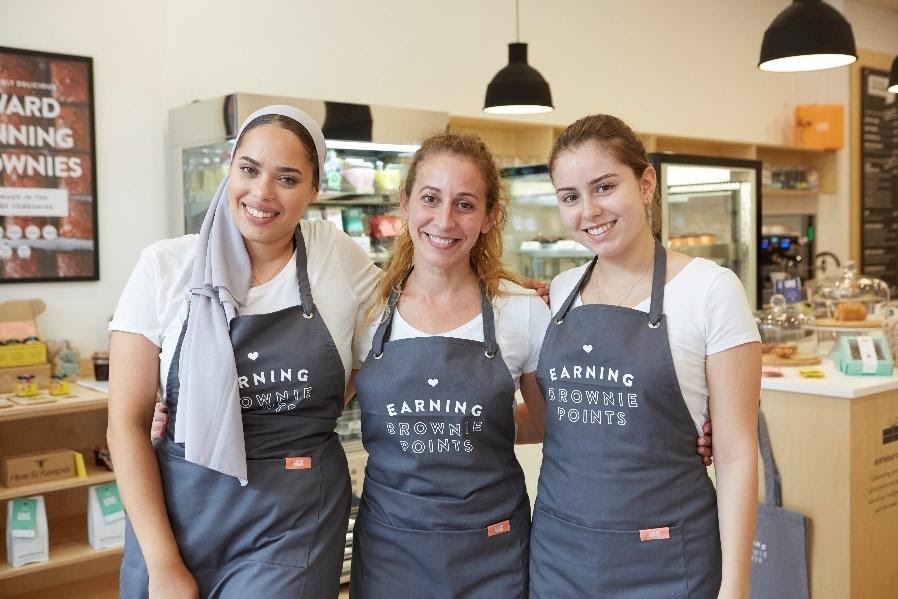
[107,106,380,598]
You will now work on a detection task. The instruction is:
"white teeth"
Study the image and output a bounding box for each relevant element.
[245,204,275,219]
[426,233,457,247]
[587,221,616,236]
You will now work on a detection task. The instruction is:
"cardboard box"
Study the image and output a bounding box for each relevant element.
[2,449,77,488]
[0,343,48,370]
[0,299,47,368]
[0,299,45,340]
[0,363,52,393]
[795,104,844,150]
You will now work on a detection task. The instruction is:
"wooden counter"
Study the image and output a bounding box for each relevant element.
[760,363,898,599]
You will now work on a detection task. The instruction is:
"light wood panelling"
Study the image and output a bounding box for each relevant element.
[849,393,898,598]
[760,390,851,599]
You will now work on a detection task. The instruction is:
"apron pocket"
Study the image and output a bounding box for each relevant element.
[531,506,689,599]
[354,509,529,599]
[158,451,322,572]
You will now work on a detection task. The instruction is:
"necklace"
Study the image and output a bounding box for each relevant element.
[250,243,295,287]
[595,245,654,307]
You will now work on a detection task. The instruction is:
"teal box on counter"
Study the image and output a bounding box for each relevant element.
[835,335,894,376]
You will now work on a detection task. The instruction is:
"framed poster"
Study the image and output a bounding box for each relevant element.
[0,47,98,283]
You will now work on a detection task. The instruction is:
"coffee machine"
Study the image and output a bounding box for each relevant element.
[760,215,815,305]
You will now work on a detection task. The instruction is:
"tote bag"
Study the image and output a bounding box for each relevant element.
[750,411,810,599]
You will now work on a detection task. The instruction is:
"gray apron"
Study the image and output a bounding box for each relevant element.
[530,242,722,598]
[350,281,530,599]
[120,228,350,598]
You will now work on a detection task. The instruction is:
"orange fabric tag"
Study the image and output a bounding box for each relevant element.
[285,456,312,470]
[487,520,511,537]
[639,527,670,542]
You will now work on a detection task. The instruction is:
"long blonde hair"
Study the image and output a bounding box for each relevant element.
[374,131,520,314]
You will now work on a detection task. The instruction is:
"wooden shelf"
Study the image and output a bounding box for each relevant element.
[0,464,114,501]
[0,515,122,581]
[763,188,821,197]
[0,383,107,423]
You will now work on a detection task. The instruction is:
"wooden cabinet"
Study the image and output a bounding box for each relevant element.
[0,384,119,598]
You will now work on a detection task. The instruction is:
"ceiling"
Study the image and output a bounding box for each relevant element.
[853,0,898,11]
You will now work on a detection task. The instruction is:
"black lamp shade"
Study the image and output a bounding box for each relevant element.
[889,54,898,94]
[484,43,553,114]
[759,0,857,72]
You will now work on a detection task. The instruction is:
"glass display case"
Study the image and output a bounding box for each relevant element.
[651,153,761,308]
[182,140,234,234]
[501,164,591,280]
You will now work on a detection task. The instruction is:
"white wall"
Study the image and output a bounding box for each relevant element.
[2,0,897,355]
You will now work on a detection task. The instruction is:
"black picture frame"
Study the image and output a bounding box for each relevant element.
[0,46,99,283]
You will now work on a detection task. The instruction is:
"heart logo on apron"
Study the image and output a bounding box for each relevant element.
[248,352,259,361]
[582,345,593,353]
[428,378,438,387]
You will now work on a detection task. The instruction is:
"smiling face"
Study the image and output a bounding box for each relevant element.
[551,142,656,259]
[227,124,318,249]
[400,153,497,273]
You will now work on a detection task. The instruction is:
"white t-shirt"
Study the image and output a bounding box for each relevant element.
[356,279,551,391]
[109,220,381,401]
[550,258,760,433]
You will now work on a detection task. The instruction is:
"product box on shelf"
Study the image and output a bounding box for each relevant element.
[0,299,48,368]
[2,449,79,488]
[6,495,49,567]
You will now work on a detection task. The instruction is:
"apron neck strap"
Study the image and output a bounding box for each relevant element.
[371,270,412,356]
[555,257,597,322]
[555,241,666,325]
[292,227,314,317]
[648,240,666,326]
[479,281,499,356]
[371,271,498,356]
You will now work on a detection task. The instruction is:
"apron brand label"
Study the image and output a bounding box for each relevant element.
[639,527,670,541]
[285,457,312,470]
[487,520,511,537]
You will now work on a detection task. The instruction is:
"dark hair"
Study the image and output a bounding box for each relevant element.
[234,114,320,188]
[549,114,660,236]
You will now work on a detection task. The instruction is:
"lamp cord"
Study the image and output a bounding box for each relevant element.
[515,0,520,41]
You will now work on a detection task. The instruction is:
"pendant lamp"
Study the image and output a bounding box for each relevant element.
[889,54,898,94]
[483,0,553,114]
[759,0,857,72]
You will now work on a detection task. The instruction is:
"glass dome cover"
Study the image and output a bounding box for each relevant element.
[812,261,890,321]
[758,294,815,340]
[757,294,818,358]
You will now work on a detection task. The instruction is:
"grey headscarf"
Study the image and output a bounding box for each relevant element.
[173,105,326,485]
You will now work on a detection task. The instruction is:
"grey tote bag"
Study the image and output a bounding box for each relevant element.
[750,411,811,599]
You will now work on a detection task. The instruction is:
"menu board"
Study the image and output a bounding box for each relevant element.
[860,68,898,295]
